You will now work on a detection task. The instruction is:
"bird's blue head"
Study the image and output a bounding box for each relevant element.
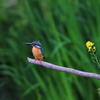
[32,41,42,47]
[24,41,42,48]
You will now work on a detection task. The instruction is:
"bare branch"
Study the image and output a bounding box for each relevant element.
[27,57,100,80]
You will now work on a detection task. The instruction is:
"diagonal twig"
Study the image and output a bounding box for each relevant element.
[27,57,100,80]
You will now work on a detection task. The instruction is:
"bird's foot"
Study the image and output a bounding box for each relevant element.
[34,59,38,62]
[34,59,42,62]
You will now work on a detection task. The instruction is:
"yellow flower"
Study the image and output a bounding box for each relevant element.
[86,41,100,68]
[86,41,94,47]
[93,46,96,50]
[88,46,92,52]
[86,41,95,52]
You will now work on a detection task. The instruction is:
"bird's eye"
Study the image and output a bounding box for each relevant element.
[32,44,35,46]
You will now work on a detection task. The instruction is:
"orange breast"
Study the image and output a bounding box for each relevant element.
[32,47,43,60]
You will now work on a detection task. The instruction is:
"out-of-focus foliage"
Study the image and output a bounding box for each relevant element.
[0,0,100,100]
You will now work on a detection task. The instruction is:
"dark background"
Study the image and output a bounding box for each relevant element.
[0,0,100,100]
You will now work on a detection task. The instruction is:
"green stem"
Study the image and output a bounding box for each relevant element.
[91,49,100,68]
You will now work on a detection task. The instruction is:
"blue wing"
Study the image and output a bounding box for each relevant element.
[40,48,45,58]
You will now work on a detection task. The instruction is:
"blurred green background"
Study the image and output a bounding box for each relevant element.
[0,0,100,100]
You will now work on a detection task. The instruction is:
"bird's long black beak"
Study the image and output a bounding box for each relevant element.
[23,43,33,45]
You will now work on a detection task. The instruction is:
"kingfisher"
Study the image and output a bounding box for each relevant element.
[24,41,45,61]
